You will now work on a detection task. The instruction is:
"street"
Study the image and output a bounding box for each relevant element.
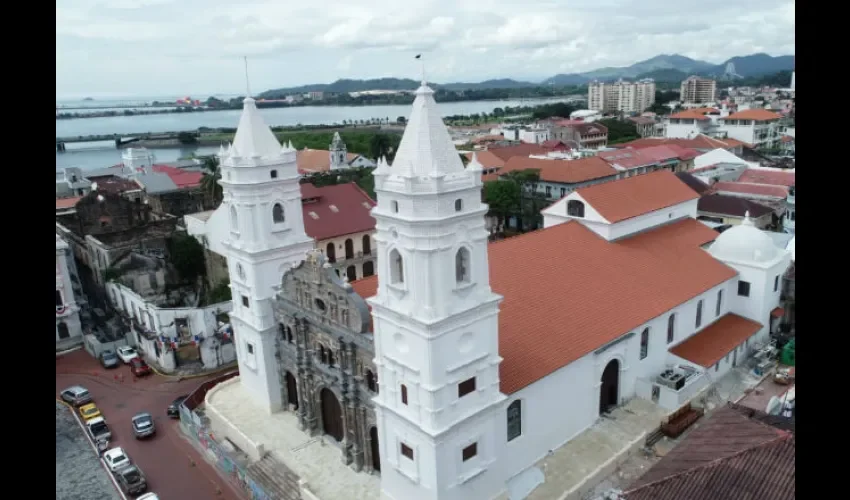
[56,349,245,500]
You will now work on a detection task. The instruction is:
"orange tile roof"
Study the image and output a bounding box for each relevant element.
[617,136,737,151]
[575,171,700,223]
[297,149,359,173]
[486,143,550,162]
[669,108,718,120]
[350,218,734,394]
[722,109,783,121]
[56,197,82,210]
[499,156,618,184]
[470,134,506,144]
[465,150,505,169]
[670,314,763,367]
[719,138,750,149]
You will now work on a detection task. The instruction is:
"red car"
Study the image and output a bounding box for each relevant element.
[130,358,152,377]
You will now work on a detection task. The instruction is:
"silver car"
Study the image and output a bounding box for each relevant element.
[131,413,156,439]
[60,385,92,406]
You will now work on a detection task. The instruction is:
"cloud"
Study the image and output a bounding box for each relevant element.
[56,0,795,98]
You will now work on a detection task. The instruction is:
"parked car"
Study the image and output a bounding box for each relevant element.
[166,395,188,418]
[99,351,120,369]
[60,385,92,406]
[115,464,147,495]
[103,447,131,472]
[136,494,159,500]
[131,412,156,439]
[79,403,102,421]
[130,357,152,377]
[117,346,139,364]
[86,416,112,442]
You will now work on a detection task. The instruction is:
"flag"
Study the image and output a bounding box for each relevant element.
[415,54,421,59]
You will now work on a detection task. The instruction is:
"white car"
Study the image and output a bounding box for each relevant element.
[137,494,159,500]
[103,447,131,472]
[116,346,139,364]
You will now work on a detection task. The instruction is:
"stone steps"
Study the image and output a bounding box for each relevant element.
[246,454,300,500]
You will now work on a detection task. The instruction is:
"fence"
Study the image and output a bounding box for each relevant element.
[179,372,275,500]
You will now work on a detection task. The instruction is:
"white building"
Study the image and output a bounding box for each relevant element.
[790,71,795,91]
[56,234,84,349]
[717,109,783,149]
[680,76,717,106]
[218,96,315,413]
[203,82,791,500]
[783,185,795,234]
[588,79,656,114]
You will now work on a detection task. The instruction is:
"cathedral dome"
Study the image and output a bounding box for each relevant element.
[709,213,782,264]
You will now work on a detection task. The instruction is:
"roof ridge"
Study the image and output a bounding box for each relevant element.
[625,434,792,494]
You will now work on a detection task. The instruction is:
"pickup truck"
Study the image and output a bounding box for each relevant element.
[115,464,147,496]
[85,416,112,442]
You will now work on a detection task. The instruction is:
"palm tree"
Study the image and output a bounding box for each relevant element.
[200,156,223,208]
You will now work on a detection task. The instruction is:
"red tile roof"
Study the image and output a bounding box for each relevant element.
[712,182,789,198]
[698,195,775,219]
[300,182,376,240]
[56,197,82,210]
[485,143,551,161]
[625,405,795,500]
[499,156,618,184]
[617,136,737,151]
[737,169,796,187]
[464,151,505,169]
[541,139,569,149]
[670,313,763,367]
[771,307,784,318]
[722,109,783,121]
[599,145,694,169]
[351,218,733,394]
[575,171,700,223]
[151,165,203,188]
[87,175,141,194]
[297,149,359,173]
[668,108,718,120]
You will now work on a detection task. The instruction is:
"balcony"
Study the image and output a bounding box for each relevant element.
[331,251,373,267]
[636,365,709,411]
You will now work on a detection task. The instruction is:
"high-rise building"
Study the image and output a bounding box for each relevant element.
[680,76,717,105]
[588,79,656,114]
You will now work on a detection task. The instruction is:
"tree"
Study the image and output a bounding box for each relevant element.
[168,233,206,284]
[483,180,520,233]
[200,156,223,207]
[369,133,394,161]
[502,169,544,231]
[397,116,406,124]
[177,132,198,144]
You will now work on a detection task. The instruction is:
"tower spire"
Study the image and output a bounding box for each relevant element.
[244,56,252,98]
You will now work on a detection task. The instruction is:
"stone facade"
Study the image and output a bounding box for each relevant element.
[273,250,381,475]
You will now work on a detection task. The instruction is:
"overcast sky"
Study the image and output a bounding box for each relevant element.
[56,0,795,100]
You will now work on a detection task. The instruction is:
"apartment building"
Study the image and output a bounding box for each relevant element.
[588,79,656,114]
[680,76,717,105]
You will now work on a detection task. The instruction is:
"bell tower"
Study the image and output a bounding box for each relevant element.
[219,96,314,414]
[369,82,506,500]
[329,131,348,170]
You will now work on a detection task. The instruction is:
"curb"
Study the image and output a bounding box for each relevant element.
[56,398,130,500]
[149,361,239,381]
[56,345,84,357]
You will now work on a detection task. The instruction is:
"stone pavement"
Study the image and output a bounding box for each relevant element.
[56,402,120,500]
[206,378,380,500]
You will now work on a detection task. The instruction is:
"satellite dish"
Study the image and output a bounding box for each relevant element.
[91,182,98,191]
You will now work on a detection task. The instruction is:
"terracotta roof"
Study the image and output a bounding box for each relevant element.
[723,109,783,121]
[675,172,711,195]
[299,182,376,240]
[720,138,750,149]
[668,108,718,120]
[625,406,795,500]
[574,171,700,223]
[712,182,789,198]
[499,156,618,184]
[669,313,763,367]
[565,122,608,137]
[628,116,657,125]
[698,194,774,219]
[780,135,794,143]
[56,197,82,210]
[617,136,736,152]
[151,164,203,188]
[86,175,141,194]
[541,139,568,149]
[770,307,784,318]
[737,169,795,187]
[599,145,692,170]
[470,134,506,144]
[297,149,359,173]
[464,150,505,169]
[485,143,550,161]
[350,218,733,394]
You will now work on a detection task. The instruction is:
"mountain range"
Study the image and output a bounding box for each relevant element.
[259,53,794,97]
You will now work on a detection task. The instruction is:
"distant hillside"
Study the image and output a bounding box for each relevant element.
[258,53,794,97]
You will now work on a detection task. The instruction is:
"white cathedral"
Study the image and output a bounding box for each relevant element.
[211,82,791,500]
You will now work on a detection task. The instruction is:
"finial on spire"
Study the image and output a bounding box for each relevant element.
[415,53,426,85]
[244,56,252,98]
[742,210,754,226]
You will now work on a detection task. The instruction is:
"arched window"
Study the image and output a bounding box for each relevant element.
[567,200,585,217]
[362,234,371,255]
[318,345,327,364]
[640,328,649,359]
[366,370,378,393]
[390,249,404,284]
[667,314,675,344]
[454,199,463,212]
[270,170,278,179]
[273,203,285,223]
[230,206,238,231]
[455,248,470,283]
[507,400,522,441]
[400,384,408,405]
[695,300,703,328]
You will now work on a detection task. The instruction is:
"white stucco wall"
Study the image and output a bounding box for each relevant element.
[664,120,710,139]
[56,236,84,346]
[692,149,751,169]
